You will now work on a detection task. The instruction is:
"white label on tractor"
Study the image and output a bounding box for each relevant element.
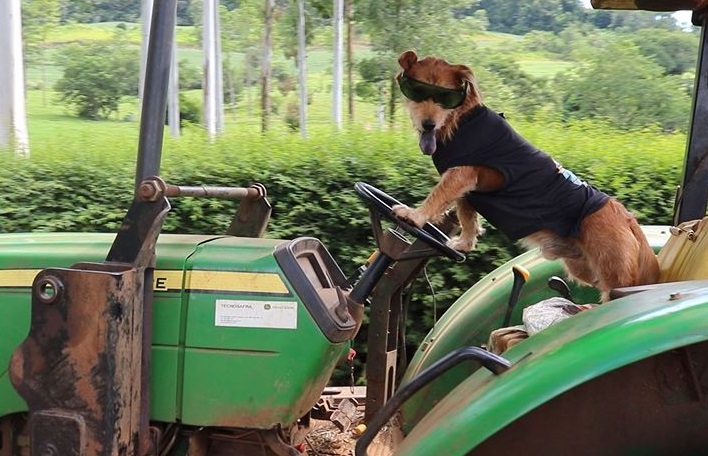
[215,299,298,329]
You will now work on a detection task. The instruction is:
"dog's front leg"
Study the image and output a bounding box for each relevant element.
[447,198,483,252]
[393,166,478,228]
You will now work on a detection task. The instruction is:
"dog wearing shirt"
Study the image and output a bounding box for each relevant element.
[392,50,659,302]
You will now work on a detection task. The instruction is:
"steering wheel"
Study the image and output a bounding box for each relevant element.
[354,182,466,262]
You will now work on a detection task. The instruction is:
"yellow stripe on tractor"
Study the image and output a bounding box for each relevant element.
[0,269,288,295]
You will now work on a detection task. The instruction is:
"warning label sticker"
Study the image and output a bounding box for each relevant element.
[215,299,298,329]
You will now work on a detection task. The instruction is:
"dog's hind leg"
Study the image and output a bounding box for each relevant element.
[523,230,583,260]
[577,199,659,302]
[523,230,601,296]
[447,199,483,252]
[561,256,600,290]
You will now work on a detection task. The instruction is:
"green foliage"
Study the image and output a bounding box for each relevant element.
[356,56,397,104]
[553,40,691,131]
[276,0,329,61]
[358,0,461,57]
[22,0,61,63]
[2,122,683,362]
[593,10,679,32]
[478,54,552,119]
[178,59,202,90]
[54,32,139,120]
[632,29,699,75]
[284,102,300,131]
[179,92,201,125]
[60,0,193,25]
[474,0,585,35]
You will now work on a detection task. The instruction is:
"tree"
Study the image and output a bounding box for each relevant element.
[356,56,398,128]
[55,31,139,120]
[261,0,275,132]
[554,40,691,131]
[220,0,262,116]
[22,0,61,106]
[473,0,585,34]
[62,0,140,22]
[632,29,699,75]
[482,54,552,119]
[358,0,462,124]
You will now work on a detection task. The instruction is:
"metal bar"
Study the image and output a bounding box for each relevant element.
[363,255,425,422]
[590,0,708,10]
[163,184,265,200]
[348,253,394,304]
[134,0,178,191]
[355,347,511,456]
[677,12,708,223]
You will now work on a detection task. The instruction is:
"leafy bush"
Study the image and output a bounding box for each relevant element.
[178,92,201,125]
[54,32,139,120]
[178,59,202,90]
[553,40,691,131]
[632,29,699,76]
[0,121,684,377]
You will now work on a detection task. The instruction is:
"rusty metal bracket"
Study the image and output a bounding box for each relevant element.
[9,195,170,456]
[138,176,272,238]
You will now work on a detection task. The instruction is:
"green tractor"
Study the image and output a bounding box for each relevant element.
[3,1,708,455]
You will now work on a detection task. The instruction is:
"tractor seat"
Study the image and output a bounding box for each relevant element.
[610,217,708,300]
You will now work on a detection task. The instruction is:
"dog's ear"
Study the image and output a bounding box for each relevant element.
[398,50,418,71]
[452,64,474,85]
[453,64,483,104]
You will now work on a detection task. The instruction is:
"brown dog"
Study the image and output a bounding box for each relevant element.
[392,50,659,301]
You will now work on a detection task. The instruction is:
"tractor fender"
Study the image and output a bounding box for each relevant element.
[397,278,708,455]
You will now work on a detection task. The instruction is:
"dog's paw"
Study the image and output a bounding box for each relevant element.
[446,235,477,252]
[392,204,428,228]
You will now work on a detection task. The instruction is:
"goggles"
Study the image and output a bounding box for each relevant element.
[397,73,467,109]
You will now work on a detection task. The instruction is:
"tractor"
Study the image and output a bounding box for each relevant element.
[3,0,708,455]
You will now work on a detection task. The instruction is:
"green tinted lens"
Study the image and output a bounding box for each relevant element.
[399,77,429,102]
[398,74,466,108]
[436,90,465,109]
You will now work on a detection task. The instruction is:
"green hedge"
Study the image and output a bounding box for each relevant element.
[0,120,684,380]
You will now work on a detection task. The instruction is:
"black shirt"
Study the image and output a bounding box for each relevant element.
[432,106,609,240]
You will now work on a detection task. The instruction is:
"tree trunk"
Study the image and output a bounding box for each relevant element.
[388,77,396,127]
[247,63,253,116]
[214,3,224,133]
[345,0,354,122]
[168,33,180,138]
[296,0,308,138]
[203,0,223,139]
[332,0,344,129]
[261,0,274,133]
[377,83,385,128]
[0,0,30,156]
[226,61,236,120]
[203,0,216,138]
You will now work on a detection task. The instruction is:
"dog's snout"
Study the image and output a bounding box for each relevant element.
[422,120,436,132]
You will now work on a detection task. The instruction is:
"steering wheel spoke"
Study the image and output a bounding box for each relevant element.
[354,182,466,262]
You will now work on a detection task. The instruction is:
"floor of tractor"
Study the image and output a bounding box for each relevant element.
[305,417,401,456]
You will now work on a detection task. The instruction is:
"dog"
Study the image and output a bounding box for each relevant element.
[392,50,659,302]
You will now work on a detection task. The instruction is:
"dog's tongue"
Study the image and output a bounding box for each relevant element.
[419,130,437,155]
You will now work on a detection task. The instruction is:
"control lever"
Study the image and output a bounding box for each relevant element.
[502,265,530,327]
[548,275,574,303]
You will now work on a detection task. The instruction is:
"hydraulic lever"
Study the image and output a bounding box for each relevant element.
[548,275,574,302]
[502,265,530,327]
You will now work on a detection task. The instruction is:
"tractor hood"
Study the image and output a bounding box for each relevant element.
[0,232,354,430]
[397,279,708,455]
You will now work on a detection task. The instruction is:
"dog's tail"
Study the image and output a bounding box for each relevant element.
[629,217,660,285]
